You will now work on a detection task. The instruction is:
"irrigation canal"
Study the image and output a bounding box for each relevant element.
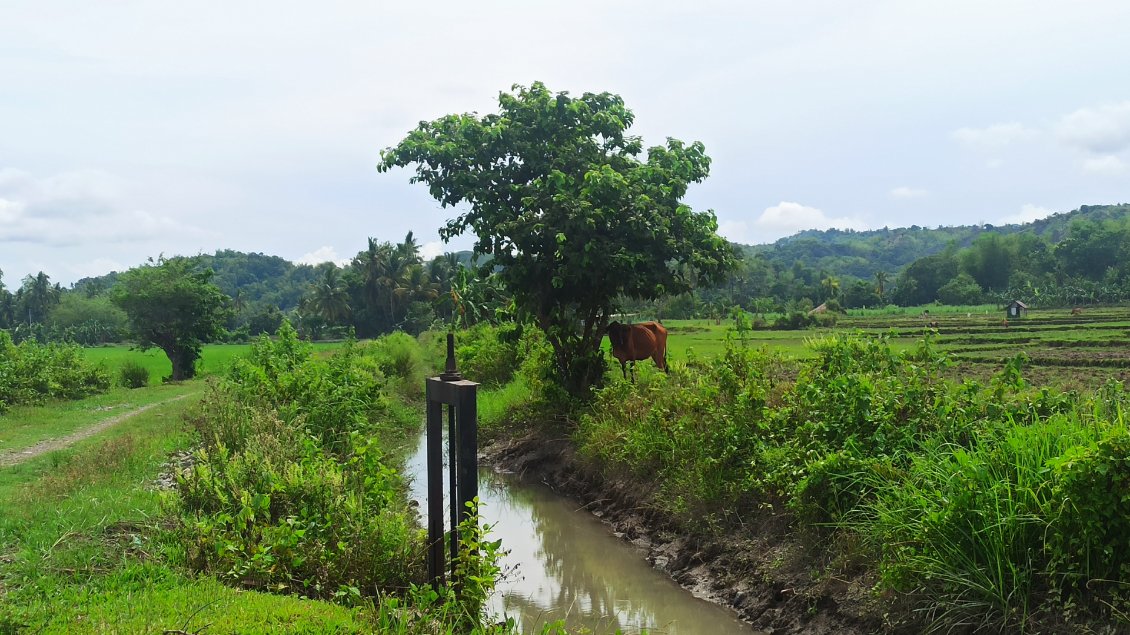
[406,429,756,634]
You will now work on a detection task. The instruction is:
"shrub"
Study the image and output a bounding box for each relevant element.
[455,323,521,387]
[225,322,419,453]
[368,331,426,392]
[176,428,421,597]
[793,448,896,524]
[1049,422,1130,588]
[177,337,428,599]
[578,345,788,522]
[0,331,110,411]
[857,414,1106,632]
[118,359,150,388]
[772,311,817,330]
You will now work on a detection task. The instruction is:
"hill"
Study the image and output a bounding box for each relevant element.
[745,203,1130,280]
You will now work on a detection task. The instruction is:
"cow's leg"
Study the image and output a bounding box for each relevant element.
[630,361,637,383]
[620,360,628,380]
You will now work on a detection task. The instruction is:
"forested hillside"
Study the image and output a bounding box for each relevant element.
[663,203,1130,316]
[3,203,1130,345]
[751,203,1129,279]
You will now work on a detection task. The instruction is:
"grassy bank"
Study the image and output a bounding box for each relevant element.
[468,314,1130,633]
[0,388,371,633]
[1,330,553,634]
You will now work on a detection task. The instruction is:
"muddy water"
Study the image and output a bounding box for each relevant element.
[406,430,755,634]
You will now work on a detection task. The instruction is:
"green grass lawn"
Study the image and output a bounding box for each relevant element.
[83,342,342,385]
[0,383,370,633]
[0,383,198,457]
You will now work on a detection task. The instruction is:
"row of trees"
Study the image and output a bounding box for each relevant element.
[292,232,510,340]
[637,210,1130,320]
[891,218,1130,307]
[0,270,130,345]
[3,80,1128,396]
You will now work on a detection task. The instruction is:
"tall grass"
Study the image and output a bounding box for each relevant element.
[855,415,1103,632]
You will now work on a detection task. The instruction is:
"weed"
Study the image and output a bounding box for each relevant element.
[118,360,149,389]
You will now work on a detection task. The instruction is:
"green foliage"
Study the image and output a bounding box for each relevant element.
[456,323,522,387]
[936,272,984,305]
[111,256,233,380]
[0,331,110,411]
[1049,419,1130,587]
[225,322,404,453]
[197,249,319,312]
[579,345,787,521]
[568,324,1130,629]
[380,81,736,397]
[858,419,1088,631]
[117,359,149,389]
[176,418,420,598]
[367,330,428,399]
[45,294,128,344]
[176,324,427,600]
[772,311,818,330]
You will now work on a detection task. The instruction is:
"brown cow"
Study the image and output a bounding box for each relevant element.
[606,321,668,381]
[1071,307,1083,315]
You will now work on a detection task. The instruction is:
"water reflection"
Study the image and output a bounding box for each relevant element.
[406,431,753,634]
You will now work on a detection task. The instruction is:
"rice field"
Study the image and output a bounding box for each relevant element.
[663,304,1130,388]
[82,342,342,384]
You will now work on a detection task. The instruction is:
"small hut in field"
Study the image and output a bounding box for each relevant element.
[1006,300,1029,318]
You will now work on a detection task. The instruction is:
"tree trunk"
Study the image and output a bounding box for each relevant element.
[542,311,609,400]
[164,345,198,381]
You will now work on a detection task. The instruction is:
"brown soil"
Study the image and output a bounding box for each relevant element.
[0,395,191,468]
[481,429,891,635]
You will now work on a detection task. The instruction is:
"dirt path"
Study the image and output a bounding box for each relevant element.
[0,394,193,468]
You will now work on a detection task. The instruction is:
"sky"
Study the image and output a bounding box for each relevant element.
[2,1,1129,287]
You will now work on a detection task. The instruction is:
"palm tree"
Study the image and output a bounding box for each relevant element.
[295,296,325,340]
[354,237,391,326]
[231,289,247,315]
[874,271,889,304]
[820,276,841,302]
[20,272,59,324]
[311,266,351,326]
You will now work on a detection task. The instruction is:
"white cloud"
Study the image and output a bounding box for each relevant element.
[295,246,350,267]
[0,198,24,223]
[997,203,1053,226]
[889,186,928,199]
[0,168,205,246]
[1081,154,1126,175]
[952,122,1038,149]
[66,257,126,280]
[748,201,869,242]
[717,220,753,244]
[1056,101,1130,154]
[419,241,446,261]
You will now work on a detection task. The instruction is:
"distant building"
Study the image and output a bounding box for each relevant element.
[1006,300,1029,318]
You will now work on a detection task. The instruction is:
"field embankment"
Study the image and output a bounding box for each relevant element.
[0,343,385,632]
[1,330,538,633]
[475,319,1130,634]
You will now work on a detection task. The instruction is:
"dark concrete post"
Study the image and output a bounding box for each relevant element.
[424,333,479,590]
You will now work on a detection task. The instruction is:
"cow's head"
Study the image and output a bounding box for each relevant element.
[606,321,629,348]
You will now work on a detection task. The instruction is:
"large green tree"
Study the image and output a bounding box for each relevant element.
[111,257,232,380]
[379,82,735,395]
